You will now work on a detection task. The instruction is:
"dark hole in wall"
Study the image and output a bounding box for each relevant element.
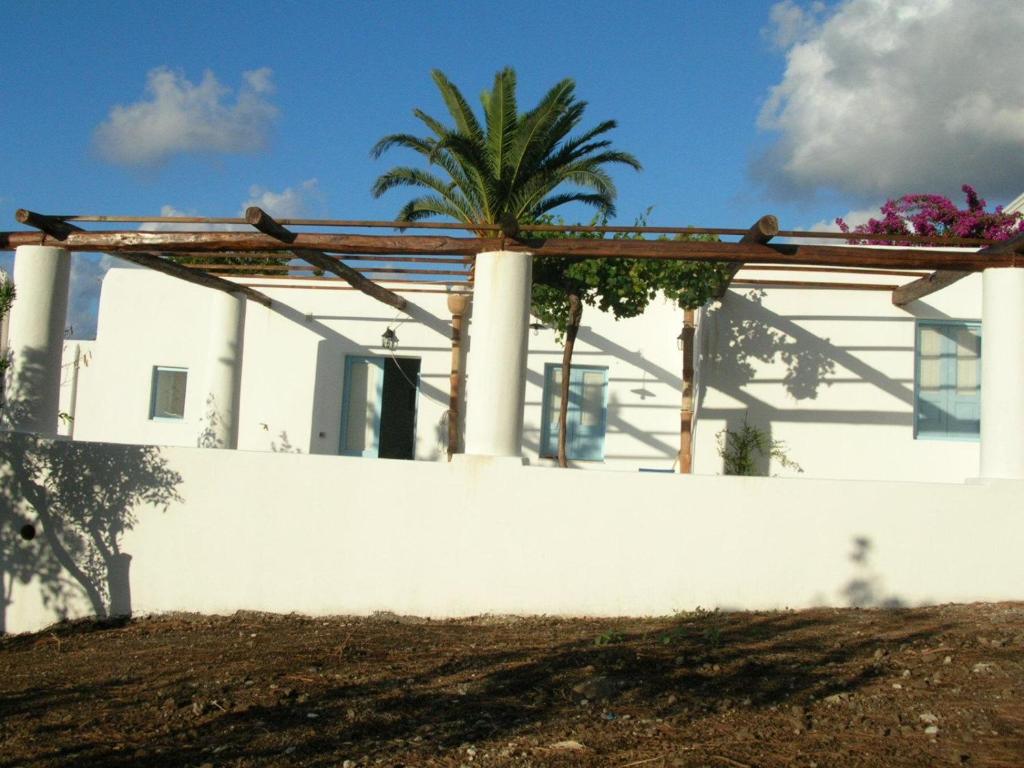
[379,357,420,460]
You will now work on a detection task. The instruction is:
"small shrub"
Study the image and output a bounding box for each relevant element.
[717,419,802,476]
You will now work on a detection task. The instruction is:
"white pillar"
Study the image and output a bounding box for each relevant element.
[198,291,246,449]
[463,250,532,457]
[980,267,1024,479]
[4,246,70,437]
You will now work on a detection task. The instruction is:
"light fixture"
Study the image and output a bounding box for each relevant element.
[529,322,547,336]
[676,329,686,351]
[381,326,399,351]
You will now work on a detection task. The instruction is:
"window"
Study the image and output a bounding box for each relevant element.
[150,367,188,420]
[915,320,980,439]
[540,364,608,461]
[339,356,420,459]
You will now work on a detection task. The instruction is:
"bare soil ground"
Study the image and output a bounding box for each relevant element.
[2,604,1023,768]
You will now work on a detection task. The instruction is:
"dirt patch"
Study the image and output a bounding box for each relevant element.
[2,604,1023,767]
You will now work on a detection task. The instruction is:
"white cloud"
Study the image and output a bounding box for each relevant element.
[94,67,278,166]
[755,0,1024,201]
[242,179,322,219]
[140,180,322,230]
[763,0,825,49]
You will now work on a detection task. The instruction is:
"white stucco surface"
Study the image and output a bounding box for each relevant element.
[58,263,995,482]
[4,436,1023,635]
[5,246,70,436]
[693,270,984,481]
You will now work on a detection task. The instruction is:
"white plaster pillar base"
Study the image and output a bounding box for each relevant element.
[979,267,1024,479]
[5,246,71,436]
[463,250,532,457]
[198,291,246,449]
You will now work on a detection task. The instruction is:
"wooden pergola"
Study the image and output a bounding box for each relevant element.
[4,208,1022,471]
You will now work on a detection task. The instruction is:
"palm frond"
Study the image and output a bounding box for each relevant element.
[370,132,438,160]
[481,68,518,182]
[398,194,475,224]
[532,192,615,218]
[431,70,484,141]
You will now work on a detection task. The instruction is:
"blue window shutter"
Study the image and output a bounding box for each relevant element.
[540,364,608,461]
[915,321,980,439]
[568,367,608,461]
[340,356,385,457]
[539,364,559,457]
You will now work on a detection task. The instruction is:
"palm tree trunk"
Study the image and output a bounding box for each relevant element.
[557,293,583,468]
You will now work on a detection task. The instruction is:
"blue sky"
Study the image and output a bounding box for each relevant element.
[3,0,1023,337]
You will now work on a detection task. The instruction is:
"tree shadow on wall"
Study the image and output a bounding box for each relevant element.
[704,289,837,401]
[0,349,183,633]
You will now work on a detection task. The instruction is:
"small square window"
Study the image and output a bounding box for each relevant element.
[151,367,187,420]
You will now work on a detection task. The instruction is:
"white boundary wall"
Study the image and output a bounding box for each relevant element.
[5,436,1023,635]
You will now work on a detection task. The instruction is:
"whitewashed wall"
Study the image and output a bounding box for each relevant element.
[693,270,983,481]
[4,436,1023,635]
[61,266,984,481]
[66,269,692,470]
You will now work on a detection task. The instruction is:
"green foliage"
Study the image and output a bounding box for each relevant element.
[716,419,803,476]
[0,275,14,382]
[659,607,725,648]
[594,630,626,646]
[372,68,641,226]
[530,210,732,333]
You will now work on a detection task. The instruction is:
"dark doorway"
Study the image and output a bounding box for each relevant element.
[378,357,420,460]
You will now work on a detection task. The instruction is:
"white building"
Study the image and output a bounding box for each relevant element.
[3,237,1024,635]
[54,262,987,483]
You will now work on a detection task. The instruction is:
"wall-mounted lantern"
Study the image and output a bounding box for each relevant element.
[676,329,686,351]
[529,322,547,336]
[381,327,399,351]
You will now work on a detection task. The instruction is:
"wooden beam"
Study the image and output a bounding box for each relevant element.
[891,270,971,306]
[244,207,407,311]
[14,213,272,307]
[5,228,1024,271]
[733,279,898,291]
[15,209,78,240]
[714,215,779,299]
[892,232,1024,306]
[245,206,297,243]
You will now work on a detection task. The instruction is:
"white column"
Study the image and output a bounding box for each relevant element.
[463,250,532,457]
[198,291,246,449]
[980,267,1024,479]
[4,246,71,437]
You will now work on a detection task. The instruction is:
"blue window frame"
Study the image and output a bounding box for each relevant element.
[339,356,385,457]
[914,320,981,440]
[540,364,609,461]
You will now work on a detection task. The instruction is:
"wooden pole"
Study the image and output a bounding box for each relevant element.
[446,293,470,460]
[714,215,780,299]
[15,210,272,307]
[678,309,696,474]
[5,228,1023,271]
[245,207,407,311]
[892,270,971,306]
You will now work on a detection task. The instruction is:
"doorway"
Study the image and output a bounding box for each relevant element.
[340,356,420,459]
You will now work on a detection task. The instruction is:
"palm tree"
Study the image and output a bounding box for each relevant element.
[371,68,641,229]
[373,68,640,468]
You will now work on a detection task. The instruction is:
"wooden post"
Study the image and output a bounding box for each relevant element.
[714,214,780,299]
[678,308,696,473]
[446,293,470,460]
